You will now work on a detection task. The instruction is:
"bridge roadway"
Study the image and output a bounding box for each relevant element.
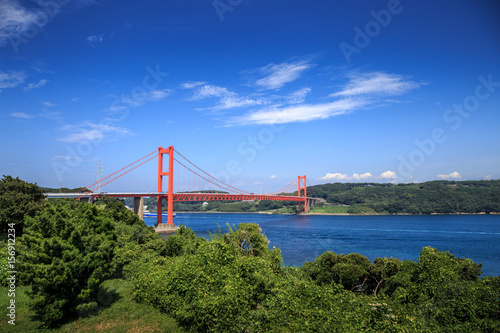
[44,192,317,220]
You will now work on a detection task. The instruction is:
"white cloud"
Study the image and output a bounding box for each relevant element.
[70,97,80,102]
[270,175,276,179]
[192,85,231,99]
[108,89,172,112]
[180,81,206,89]
[330,72,420,98]
[40,110,62,119]
[221,70,420,126]
[51,155,72,161]
[318,172,372,181]
[254,60,313,90]
[436,171,462,179]
[318,173,350,181]
[318,170,396,182]
[148,89,171,101]
[86,34,103,47]
[0,70,26,90]
[24,79,48,91]
[380,170,397,179]
[192,84,266,112]
[58,122,131,143]
[41,101,55,107]
[287,87,311,104]
[227,98,367,126]
[10,112,33,119]
[484,175,492,180]
[0,0,40,48]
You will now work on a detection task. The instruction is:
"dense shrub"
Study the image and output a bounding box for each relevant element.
[19,201,117,325]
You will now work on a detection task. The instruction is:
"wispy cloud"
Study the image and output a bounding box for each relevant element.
[330,72,421,98]
[41,101,56,107]
[253,59,313,90]
[107,88,172,112]
[191,85,229,99]
[58,122,131,143]
[318,170,397,182]
[10,112,34,119]
[24,79,48,91]
[287,87,311,104]
[0,0,40,48]
[180,81,206,89]
[226,70,420,126]
[86,34,104,47]
[436,171,462,180]
[40,110,62,119]
[227,98,367,126]
[0,70,26,91]
[191,84,266,112]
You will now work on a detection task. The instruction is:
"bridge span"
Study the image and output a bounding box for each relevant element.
[45,192,317,221]
[52,145,313,233]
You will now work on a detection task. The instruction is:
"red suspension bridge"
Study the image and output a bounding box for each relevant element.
[46,146,315,231]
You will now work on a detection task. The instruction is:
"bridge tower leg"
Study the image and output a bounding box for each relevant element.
[298,175,307,213]
[157,146,174,225]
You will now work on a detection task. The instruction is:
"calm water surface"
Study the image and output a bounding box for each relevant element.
[144,214,500,276]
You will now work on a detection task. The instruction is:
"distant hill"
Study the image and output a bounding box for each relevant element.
[306,180,500,214]
[42,187,90,193]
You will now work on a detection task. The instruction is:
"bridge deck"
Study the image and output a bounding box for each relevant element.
[45,192,315,201]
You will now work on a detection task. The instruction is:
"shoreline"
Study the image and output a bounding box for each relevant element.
[170,211,500,216]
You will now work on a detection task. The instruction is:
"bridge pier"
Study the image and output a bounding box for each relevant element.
[134,197,144,220]
[307,198,315,210]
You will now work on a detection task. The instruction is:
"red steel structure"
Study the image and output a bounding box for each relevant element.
[157,146,174,224]
[298,175,307,213]
[77,146,310,225]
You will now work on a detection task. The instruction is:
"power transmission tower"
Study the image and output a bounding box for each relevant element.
[96,161,103,193]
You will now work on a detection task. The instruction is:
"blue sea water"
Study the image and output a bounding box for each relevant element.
[144,213,500,277]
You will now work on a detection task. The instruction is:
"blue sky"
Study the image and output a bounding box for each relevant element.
[1,0,499,193]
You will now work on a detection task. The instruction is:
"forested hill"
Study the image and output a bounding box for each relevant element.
[306,180,500,215]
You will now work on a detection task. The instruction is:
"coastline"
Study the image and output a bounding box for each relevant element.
[172,211,500,216]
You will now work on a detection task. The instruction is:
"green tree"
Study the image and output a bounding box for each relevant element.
[0,175,45,234]
[302,251,371,291]
[19,200,117,325]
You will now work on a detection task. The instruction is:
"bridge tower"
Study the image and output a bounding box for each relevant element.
[157,146,174,225]
[297,175,307,213]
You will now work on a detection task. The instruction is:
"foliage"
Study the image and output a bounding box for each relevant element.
[0,175,45,235]
[131,224,435,332]
[163,224,205,257]
[132,223,286,332]
[302,251,372,291]
[19,200,117,326]
[386,247,500,330]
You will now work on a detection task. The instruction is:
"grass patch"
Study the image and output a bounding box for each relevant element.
[0,279,184,332]
[309,205,350,214]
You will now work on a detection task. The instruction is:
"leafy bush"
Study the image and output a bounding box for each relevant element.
[0,175,45,234]
[19,200,117,325]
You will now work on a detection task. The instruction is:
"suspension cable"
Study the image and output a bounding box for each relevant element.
[75,154,157,200]
[78,149,157,193]
[174,148,252,194]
